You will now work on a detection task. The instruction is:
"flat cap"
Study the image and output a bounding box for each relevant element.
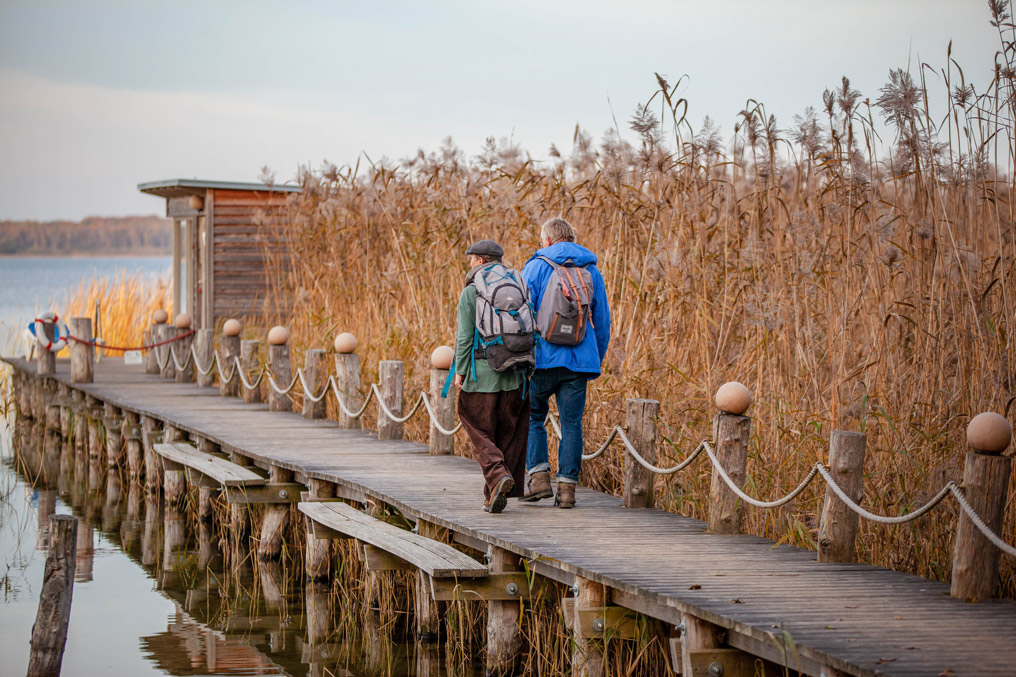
[465,239,504,258]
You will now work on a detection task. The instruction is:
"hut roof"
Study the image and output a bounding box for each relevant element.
[137,178,302,199]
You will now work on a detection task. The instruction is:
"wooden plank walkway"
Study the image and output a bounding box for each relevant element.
[8,357,1016,676]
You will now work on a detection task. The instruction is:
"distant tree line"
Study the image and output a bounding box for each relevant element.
[0,216,172,255]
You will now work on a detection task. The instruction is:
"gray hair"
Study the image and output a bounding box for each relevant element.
[540,217,576,244]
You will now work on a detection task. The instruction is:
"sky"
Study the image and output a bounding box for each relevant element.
[0,0,1004,221]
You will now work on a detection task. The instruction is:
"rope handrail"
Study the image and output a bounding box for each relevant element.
[420,391,463,435]
[330,378,375,419]
[370,384,426,424]
[234,357,265,390]
[68,328,195,353]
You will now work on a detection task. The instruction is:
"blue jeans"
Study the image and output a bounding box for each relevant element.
[527,367,589,484]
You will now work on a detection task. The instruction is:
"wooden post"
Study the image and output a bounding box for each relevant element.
[103,404,123,469]
[414,520,446,640]
[27,514,77,677]
[174,329,195,383]
[305,478,335,581]
[708,413,751,534]
[428,368,455,455]
[268,343,292,412]
[951,450,1012,601]
[334,352,362,429]
[141,416,162,494]
[378,360,404,440]
[162,425,188,505]
[219,333,241,396]
[258,466,293,560]
[818,431,867,563]
[123,412,143,484]
[623,398,660,508]
[68,318,93,384]
[229,451,252,543]
[194,328,215,387]
[197,437,220,524]
[487,546,522,675]
[159,326,178,379]
[144,322,162,374]
[240,340,262,404]
[572,577,605,677]
[680,614,723,677]
[36,319,56,376]
[302,349,327,419]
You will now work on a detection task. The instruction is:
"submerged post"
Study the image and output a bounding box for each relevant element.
[267,327,292,412]
[68,318,93,384]
[378,360,404,440]
[219,319,242,396]
[429,346,455,455]
[240,340,262,404]
[194,328,215,387]
[708,382,752,534]
[951,412,1012,601]
[302,349,327,419]
[334,333,361,429]
[623,398,660,508]
[27,514,77,677]
[818,431,867,562]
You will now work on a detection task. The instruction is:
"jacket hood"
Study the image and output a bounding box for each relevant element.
[527,242,598,267]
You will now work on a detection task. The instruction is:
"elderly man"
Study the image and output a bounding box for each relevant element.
[453,239,535,513]
[520,218,611,508]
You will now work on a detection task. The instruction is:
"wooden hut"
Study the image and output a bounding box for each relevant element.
[138,179,300,328]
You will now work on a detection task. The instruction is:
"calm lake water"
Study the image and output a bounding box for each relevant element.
[0,256,435,676]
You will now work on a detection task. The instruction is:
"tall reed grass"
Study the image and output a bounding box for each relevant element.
[259,5,1016,595]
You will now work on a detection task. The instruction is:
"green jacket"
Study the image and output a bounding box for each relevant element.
[454,269,526,393]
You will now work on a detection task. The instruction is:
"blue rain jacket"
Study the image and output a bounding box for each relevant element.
[521,242,611,377]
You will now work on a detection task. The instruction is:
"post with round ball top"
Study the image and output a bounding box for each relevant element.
[333,333,362,429]
[302,348,327,419]
[219,319,242,396]
[145,309,168,375]
[951,412,1012,601]
[429,346,456,455]
[172,313,194,383]
[267,326,291,412]
[708,382,752,534]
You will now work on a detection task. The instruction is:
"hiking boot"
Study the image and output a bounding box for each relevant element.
[519,470,553,502]
[484,475,515,514]
[555,482,575,509]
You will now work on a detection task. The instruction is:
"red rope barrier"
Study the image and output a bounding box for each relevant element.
[65,329,196,353]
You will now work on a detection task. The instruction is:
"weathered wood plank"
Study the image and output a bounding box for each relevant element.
[152,441,265,487]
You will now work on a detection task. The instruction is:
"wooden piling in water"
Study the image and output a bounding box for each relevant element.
[818,431,867,563]
[334,351,362,429]
[305,478,334,581]
[194,328,215,387]
[240,340,262,404]
[378,360,404,440]
[302,349,327,419]
[123,412,143,484]
[141,416,162,494]
[258,466,293,560]
[414,519,446,640]
[27,514,77,677]
[486,545,522,675]
[708,412,751,534]
[219,332,241,396]
[428,368,455,455]
[572,577,606,677]
[623,398,660,509]
[162,425,188,505]
[268,343,291,412]
[68,318,93,384]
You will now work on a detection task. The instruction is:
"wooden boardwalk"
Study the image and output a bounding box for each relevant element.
[7,356,1016,676]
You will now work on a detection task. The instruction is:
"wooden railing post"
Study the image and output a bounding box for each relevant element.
[334,333,361,429]
[194,328,215,387]
[951,412,1012,601]
[267,327,291,412]
[159,325,178,380]
[27,514,77,677]
[37,318,56,376]
[487,545,522,675]
[378,360,404,440]
[303,349,327,419]
[220,320,242,396]
[144,310,167,374]
[708,382,753,534]
[429,346,455,455]
[818,431,867,562]
[623,398,660,508]
[240,340,262,404]
[68,318,93,384]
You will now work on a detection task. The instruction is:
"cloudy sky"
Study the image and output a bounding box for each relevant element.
[0,0,1002,220]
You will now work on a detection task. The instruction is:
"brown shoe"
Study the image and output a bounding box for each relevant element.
[519,471,553,502]
[555,482,575,509]
[484,475,515,514]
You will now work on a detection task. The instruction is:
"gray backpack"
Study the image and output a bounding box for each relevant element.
[470,263,536,373]
[535,256,594,345]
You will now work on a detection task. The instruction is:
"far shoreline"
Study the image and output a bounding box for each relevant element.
[0,252,171,259]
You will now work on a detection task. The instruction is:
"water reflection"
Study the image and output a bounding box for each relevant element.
[5,410,474,677]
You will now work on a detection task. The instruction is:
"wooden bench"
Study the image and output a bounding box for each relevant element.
[153,442,301,503]
[299,501,487,578]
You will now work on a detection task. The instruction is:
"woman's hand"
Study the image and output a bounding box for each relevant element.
[454,373,464,389]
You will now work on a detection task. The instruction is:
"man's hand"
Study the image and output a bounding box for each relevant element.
[454,373,465,389]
